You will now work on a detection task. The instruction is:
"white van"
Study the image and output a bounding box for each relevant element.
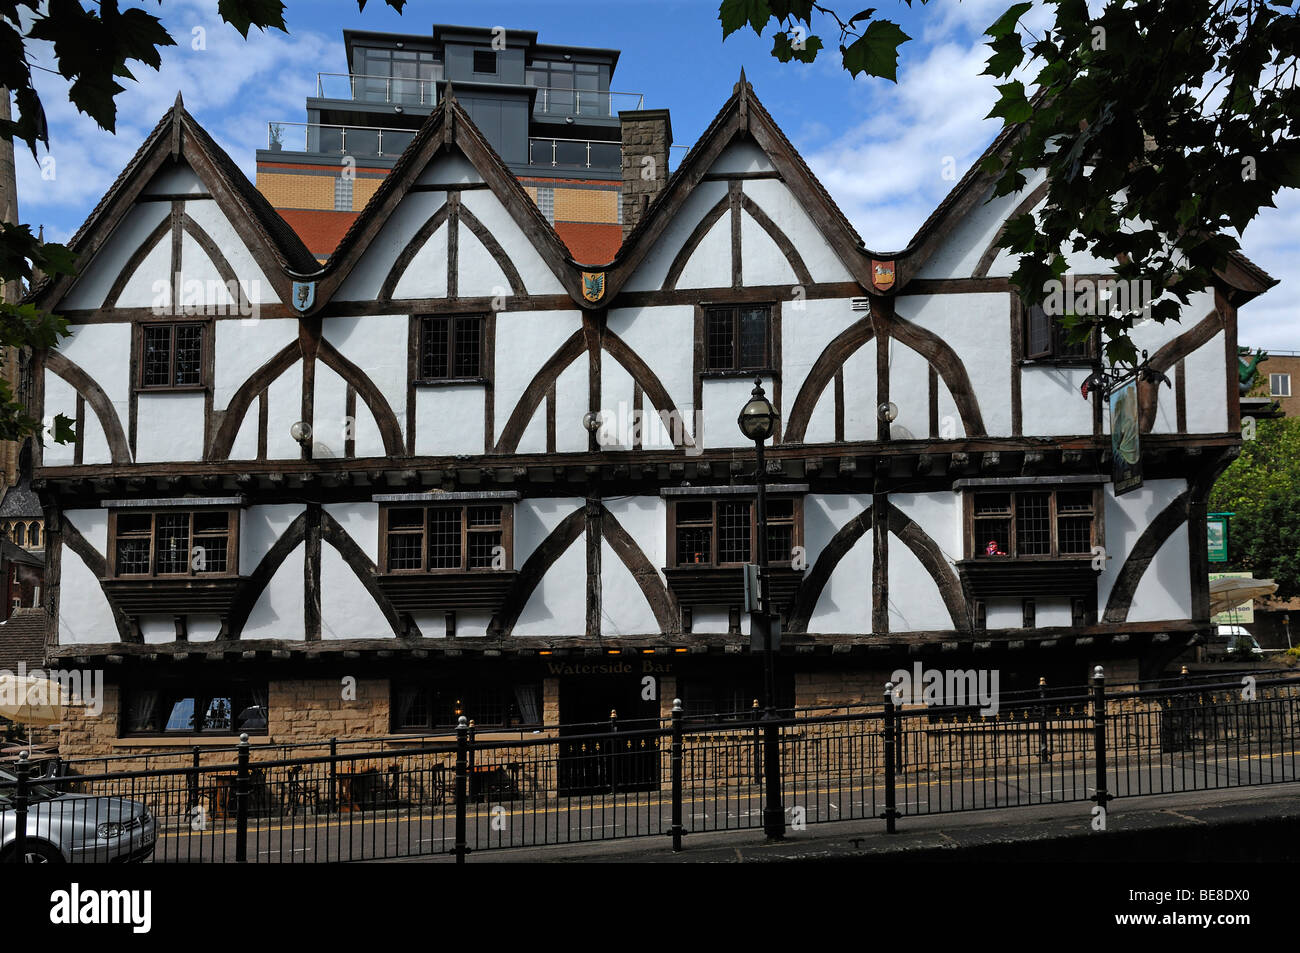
[1214,625,1264,656]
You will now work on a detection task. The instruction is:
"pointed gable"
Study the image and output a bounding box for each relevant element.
[319,92,579,309]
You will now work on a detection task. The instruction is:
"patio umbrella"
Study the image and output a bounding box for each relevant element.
[0,672,70,755]
[1208,577,1278,618]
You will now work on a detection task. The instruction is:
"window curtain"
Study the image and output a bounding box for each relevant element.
[514,684,542,727]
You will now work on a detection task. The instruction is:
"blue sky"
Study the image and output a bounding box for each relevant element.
[15,0,1298,350]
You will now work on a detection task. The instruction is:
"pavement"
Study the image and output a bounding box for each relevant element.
[399,782,1300,863]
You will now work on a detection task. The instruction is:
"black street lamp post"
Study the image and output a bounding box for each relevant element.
[737,377,784,840]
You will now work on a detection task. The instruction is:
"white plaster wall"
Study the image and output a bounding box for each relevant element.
[515,401,547,455]
[625,180,728,292]
[414,384,485,455]
[600,540,659,635]
[742,179,854,284]
[42,373,77,466]
[115,239,171,310]
[740,209,798,287]
[598,354,635,450]
[185,199,278,303]
[896,293,1010,436]
[804,494,872,633]
[320,546,393,639]
[243,544,305,640]
[888,539,951,631]
[676,215,732,289]
[230,410,259,461]
[607,306,695,443]
[456,220,511,298]
[310,364,349,459]
[986,599,1023,629]
[1021,365,1094,436]
[141,161,204,195]
[461,189,565,295]
[702,375,773,450]
[1095,479,1186,613]
[61,202,169,311]
[891,492,962,565]
[709,142,775,175]
[78,409,110,466]
[416,154,483,186]
[178,231,235,310]
[887,342,930,440]
[323,313,407,456]
[513,538,585,636]
[135,392,205,462]
[266,361,303,459]
[841,344,877,442]
[494,310,582,427]
[322,503,379,563]
[391,220,448,300]
[515,497,583,563]
[57,511,117,645]
[804,387,836,445]
[187,616,222,642]
[555,358,588,453]
[1036,599,1073,628]
[215,318,299,409]
[338,190,444,301]
[1182,329,1229,433]
[55,322,131,462]
[1128,527,1192,622]
[917,170,1047,279]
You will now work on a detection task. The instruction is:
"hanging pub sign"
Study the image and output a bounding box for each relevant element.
[1109,378,1143,495]
[1207,514,1230,563]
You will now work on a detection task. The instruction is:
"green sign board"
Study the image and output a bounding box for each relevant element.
[1207,515,1229,563]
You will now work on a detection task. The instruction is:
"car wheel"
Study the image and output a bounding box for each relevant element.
[0,841,64,864]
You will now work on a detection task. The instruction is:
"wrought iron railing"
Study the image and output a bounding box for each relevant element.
[3,671,1297,863]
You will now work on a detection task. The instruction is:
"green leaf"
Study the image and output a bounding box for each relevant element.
[841,19,911,81]
[720,0,772,38]
[986,80,1032,123]
[983,31,1024,78]
[773,30,822,63]
[986,2,1033,39]
[217,0,288,38]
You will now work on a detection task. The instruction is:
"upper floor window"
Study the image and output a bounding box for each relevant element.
[670,496,800,567]
[109,509,238,578]
[473,50,498,75]
[381,503,513,573]
[1024,303,1093,362]
[968,488,1098,560]
[1270,373,1291,397]
[705,305,772,373]
[28,522,39,548]
[417,315,484,381]
[140,322,204,389]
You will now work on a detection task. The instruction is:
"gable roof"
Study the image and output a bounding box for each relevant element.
[603,72,875,300]
[26,93,318,309]
[894,112,1277,299]
[316,87,585,306]
[0,478,42,520]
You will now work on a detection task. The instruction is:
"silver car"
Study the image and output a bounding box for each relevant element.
[0,768,157,863]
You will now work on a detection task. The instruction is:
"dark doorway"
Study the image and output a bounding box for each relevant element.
[557,675,660,796]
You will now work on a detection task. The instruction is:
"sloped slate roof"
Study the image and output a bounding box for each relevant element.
[0,480,41,519]
[0,609,47,672]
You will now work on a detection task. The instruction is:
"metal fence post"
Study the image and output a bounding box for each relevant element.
[12,749,29,864]
[329,737,338,812]
[455,715,469,864]
[1091,666,1109,821]
[882,681,899,834]
[235,732,250,863]
[670,699,684,852]
[1038,676,1051,762]
[188,746,200,814]
[609,708,619,795]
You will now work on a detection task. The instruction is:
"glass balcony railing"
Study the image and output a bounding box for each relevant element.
[528,136,622,171]
[267,122,417,158]
[316,72,439,106]
[315,72,644,118]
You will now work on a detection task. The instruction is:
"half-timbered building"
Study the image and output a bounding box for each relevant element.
[28,68,1272,756]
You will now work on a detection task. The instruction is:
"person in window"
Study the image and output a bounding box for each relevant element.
[985,539,1007,556]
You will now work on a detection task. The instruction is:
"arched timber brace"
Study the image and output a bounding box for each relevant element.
[61,517,136,643]
[1137,307,1224,434]
[44,351,132,464]
[785,502,967,634]
[206,339,301,460]
[487,504,679,637]
[222,511,309,639]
